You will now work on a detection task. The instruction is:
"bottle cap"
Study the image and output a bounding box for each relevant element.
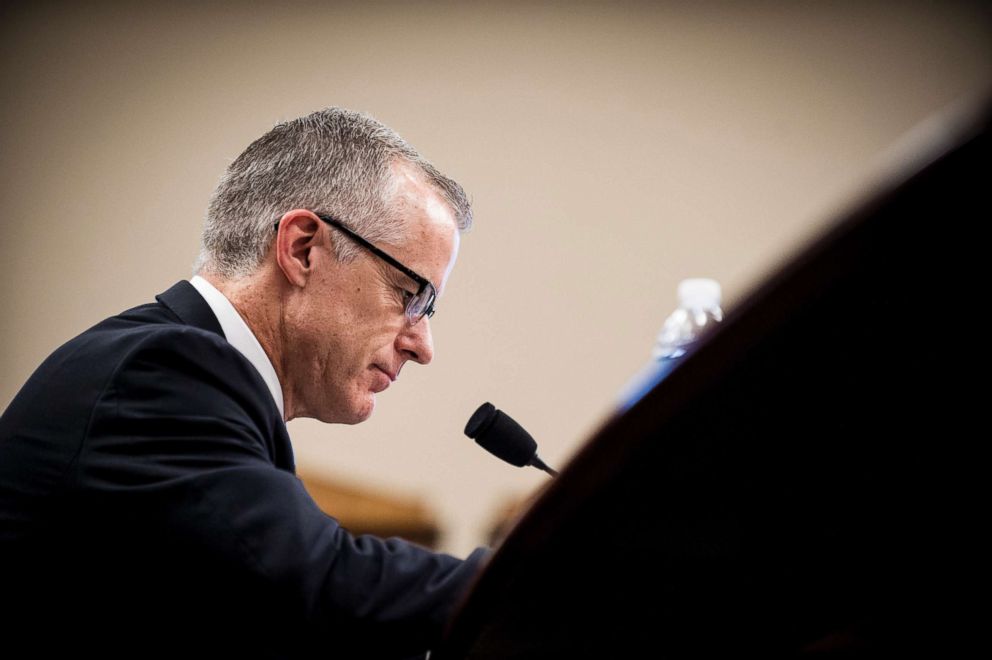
[677,278,722,309]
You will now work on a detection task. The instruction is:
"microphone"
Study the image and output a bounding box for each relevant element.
[464,402,558,477]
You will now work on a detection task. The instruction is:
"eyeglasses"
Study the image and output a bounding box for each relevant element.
[274,213,437,325]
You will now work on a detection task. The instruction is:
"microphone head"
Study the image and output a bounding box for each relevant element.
[465,402,538,468]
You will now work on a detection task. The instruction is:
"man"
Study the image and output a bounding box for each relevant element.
[0,108,487,658]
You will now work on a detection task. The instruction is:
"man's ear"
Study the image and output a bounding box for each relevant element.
[273,210,325,287]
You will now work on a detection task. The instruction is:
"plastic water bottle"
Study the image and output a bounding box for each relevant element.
[617,278,723,410]
[652,278,723,362]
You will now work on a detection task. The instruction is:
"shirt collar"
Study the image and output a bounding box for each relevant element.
[189,275,285,419]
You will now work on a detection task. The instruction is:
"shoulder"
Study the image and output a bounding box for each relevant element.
[4,303,278,451]
[60,309,253,399]
[82,317,290,473]
[111,322,252,378]
[2,304,233,433]
[102,322,279,425]
[1,301,287,510]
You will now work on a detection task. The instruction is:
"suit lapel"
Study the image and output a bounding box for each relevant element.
[155,280,295,472]
[156,280,225,338]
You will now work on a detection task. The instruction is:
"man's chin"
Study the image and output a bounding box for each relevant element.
[338,394,375,425]
[305,392,376,425]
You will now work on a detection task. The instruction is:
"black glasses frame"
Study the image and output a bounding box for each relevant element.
[273,213,437,323]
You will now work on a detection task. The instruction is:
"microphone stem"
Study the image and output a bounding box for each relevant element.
[530,455,559,478]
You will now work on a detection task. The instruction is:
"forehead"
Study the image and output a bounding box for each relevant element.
[387,166,460,292]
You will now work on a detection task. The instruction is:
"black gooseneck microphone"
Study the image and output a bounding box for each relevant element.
[464,402,558,477]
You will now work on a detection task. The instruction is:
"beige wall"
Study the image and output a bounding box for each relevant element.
[2,1,990,555]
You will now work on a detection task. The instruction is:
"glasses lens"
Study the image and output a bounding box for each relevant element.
[406,284,436,323]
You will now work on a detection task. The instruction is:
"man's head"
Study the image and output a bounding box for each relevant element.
[198,108,471,277]
[196,108,472,424]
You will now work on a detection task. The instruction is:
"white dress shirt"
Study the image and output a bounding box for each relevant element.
[189,276,285,419]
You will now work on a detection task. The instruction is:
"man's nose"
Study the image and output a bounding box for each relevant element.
[396,316,434,365]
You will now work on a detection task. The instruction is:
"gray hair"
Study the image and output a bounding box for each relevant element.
[195,108,472,278]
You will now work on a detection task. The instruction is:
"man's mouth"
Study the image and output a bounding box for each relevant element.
[372,364,399,383]
[374,365,397,382]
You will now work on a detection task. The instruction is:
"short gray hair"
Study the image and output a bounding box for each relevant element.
[196,108,472,278]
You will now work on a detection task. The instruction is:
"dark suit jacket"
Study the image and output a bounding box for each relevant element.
[0,281,486,659]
